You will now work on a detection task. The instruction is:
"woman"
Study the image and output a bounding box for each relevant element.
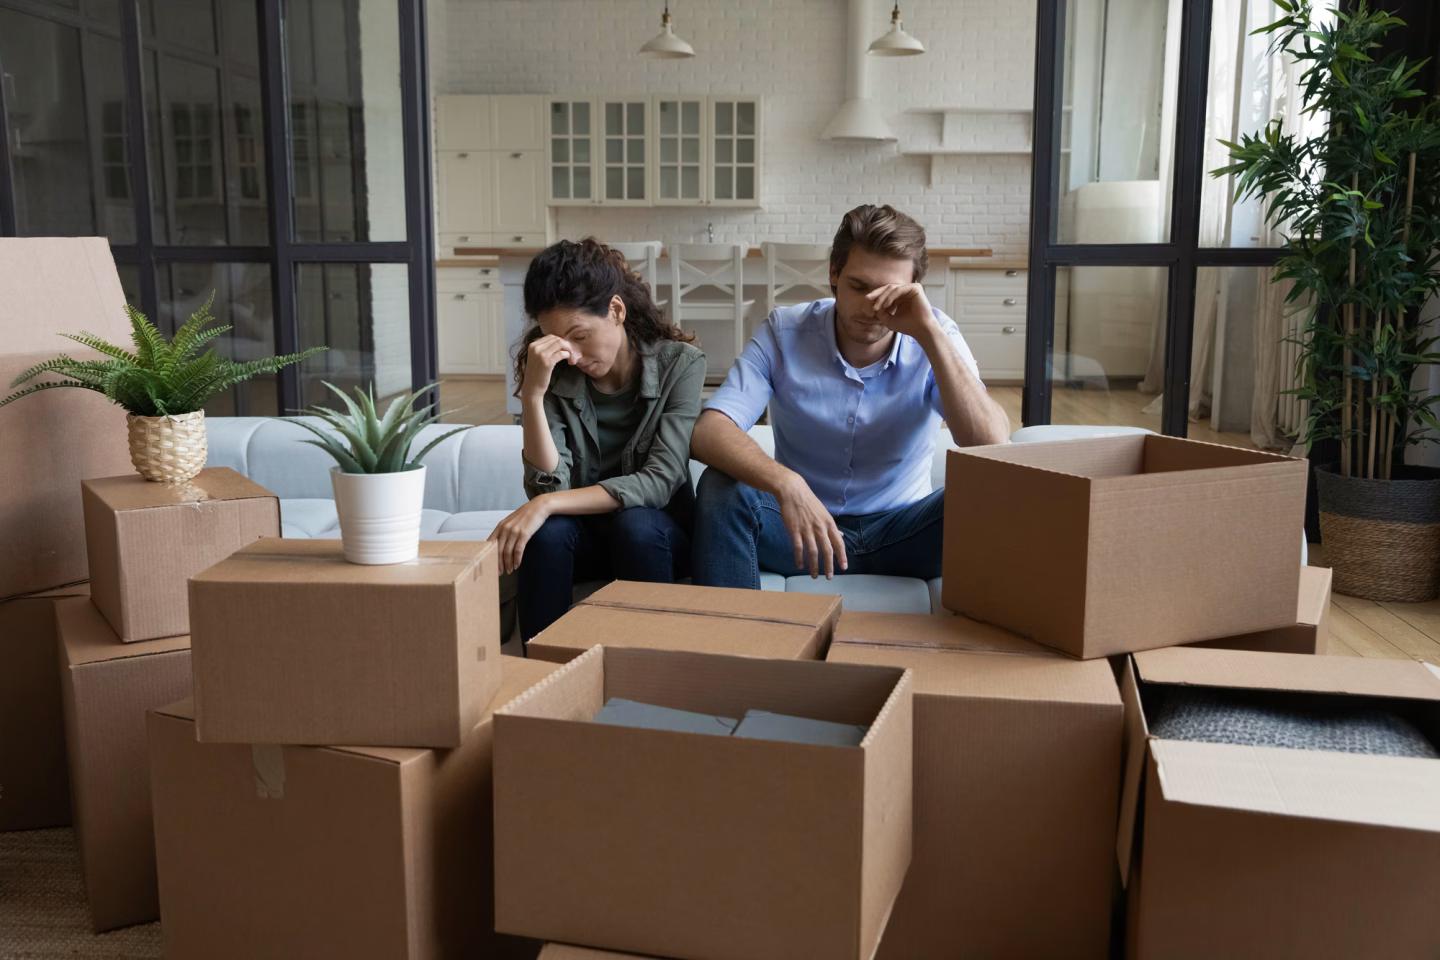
[490,238,706,643]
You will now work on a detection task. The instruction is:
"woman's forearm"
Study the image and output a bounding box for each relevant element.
[521,393,560,472]
[542,485,621,515]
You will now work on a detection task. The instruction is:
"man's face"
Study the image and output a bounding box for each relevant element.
[829,246,916,349]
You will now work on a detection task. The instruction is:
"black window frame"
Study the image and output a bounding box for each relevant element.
[0,0,436,416]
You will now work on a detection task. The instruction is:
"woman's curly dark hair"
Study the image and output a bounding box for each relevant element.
[513,238,695,396]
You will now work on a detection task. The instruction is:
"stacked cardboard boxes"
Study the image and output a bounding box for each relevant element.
[0,238,135,833]
[57,468,279,931]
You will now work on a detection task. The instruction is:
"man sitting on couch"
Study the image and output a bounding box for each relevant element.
[689,204,1010,588]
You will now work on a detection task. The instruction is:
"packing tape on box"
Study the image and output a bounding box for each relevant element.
[251,745,286,800]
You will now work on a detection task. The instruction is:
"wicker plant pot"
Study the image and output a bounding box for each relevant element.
[127,410,208,483]
[1316,464,1440,602]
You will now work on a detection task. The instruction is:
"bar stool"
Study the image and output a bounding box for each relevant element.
[608,241,666,309]
[762,242,832,316]
[668,242,752,383]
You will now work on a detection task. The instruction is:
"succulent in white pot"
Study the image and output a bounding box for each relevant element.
[295,382,471,565]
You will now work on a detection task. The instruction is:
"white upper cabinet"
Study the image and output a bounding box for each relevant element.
[493,148,546,238]
[654,97,705,205]
[709,97,760,206]
[491,95,543,151]
[600,99,651,205]
[436,95,492,151]
[434,95,551,254]
[547,98,595,205]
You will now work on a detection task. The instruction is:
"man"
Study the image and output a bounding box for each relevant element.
[690,203,1010,588]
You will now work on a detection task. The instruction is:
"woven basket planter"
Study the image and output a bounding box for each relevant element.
[127,410,208,483]
[1316,464,1440,602]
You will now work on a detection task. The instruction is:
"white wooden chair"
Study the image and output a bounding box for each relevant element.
[609,240,666,309]
[762,242,832,315]
[668,242,753,383]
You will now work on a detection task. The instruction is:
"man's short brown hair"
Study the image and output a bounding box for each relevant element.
[829,204,929,284]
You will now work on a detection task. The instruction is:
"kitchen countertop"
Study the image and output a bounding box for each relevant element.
[444,245,997,261]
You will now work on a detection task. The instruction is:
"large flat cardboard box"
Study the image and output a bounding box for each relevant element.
[0,582,89,831]
[539,947,651,960]
[148,655,558,960]
[1188,564,1332,656]
[0,238,134,599]
[1118,646,1440,959]
[828,611,1122,959]
[495,646,913,960]
[527,580,839,663]
[83,468,279,642]
[942,435,1307,658]
[189,538,501,747]
[57,596,191,932]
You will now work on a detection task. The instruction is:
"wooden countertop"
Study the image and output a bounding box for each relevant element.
[949,259,1027,271]
[443,245,997,263]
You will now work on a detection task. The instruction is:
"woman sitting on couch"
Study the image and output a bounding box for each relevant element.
[491,238,706,643]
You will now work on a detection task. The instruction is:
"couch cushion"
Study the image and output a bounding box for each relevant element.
[782,574,933,614]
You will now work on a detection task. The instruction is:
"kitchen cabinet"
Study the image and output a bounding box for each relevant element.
[434,95,549,256]
[436,266,506,376]
[654,97,705,204]
[948,267,1069,383]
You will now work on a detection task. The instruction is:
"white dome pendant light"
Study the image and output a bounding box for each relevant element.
[639,3,696,59]
[868,3,925,57]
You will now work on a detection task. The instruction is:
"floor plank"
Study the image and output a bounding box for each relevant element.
[1332,595,1440,663]
[1324,603,1413,660]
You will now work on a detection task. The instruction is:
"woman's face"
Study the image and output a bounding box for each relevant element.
[536,295,628,380]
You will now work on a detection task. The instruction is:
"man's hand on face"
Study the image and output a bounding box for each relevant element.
[865,283,937,340]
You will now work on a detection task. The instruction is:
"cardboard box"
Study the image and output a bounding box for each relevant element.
[1118,647,1440,959]
[1188,564,1332,656]
[57,596,191,932]
[82,468,279,642]
[0,582,89,831]
[942,434,1308,659]
[828,611,1122,960]
[148,655,558,960]
[527,580,838,663]
[494,646,913,960]
[0,238,134,599]
[189,537,501,748]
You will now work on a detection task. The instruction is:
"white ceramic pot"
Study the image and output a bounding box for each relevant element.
[330,465,427,564]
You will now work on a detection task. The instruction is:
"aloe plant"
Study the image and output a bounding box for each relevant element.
[0,294,325,417]
[295,381,471,474]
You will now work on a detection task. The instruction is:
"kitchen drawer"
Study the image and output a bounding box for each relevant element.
[959,322,1026,382]
[951,293,1026,326]
[492,232,547,248]
[439,231,491,256]
[436,266,498,292]
[952,267,1027,298]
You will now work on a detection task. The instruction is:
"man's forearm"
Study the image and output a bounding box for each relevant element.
[917,324,1011,446]
[691,410,800,496]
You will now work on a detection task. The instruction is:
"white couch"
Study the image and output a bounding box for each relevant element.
[205,417,952,615]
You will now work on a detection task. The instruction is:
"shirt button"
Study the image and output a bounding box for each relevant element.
[847,416,855,424]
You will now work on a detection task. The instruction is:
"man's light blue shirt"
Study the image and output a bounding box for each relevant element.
[704,298,982,516]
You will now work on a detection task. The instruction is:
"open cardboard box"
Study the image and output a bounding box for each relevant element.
[83,467,279,642]
[494,646,913,960]
[0,238,134,600]
[828,612,1122,959]
[1189,564,1331,656]
[942,434,1307,658]
[148,655,558,960]
[1118,646,1440,959]
[527,580,839,663]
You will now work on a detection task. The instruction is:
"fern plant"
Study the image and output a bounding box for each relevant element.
[294,381,471,474]
[0,294,325,417]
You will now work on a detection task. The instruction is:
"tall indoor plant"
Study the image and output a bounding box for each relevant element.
[0,295,323,483]
[1218,0,1440,600]
[296,382,471,564]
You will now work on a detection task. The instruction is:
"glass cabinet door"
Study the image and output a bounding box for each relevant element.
[548,99,593,203]
[655,97,703,204]
[601,99,648,204]
[710,97,758,205]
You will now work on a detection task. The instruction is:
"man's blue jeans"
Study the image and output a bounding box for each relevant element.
[690,468,944,589]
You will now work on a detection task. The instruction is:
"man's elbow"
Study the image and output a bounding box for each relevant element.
[689,409,731,463]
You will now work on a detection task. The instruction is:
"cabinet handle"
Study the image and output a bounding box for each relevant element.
[513,235,523,242]
[1002,325,1017,335]
[458,235,470,241]
[458,152,469,159]
[1003,298,1017,306]
[453,293,466,300]
[482,282,492,289]
[511,152,522,158]
[1004,269,1019,277]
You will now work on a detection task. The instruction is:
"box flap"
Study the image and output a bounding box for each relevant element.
[1115,656,1149,886]
[83,467,276,512]
[833,611,1064,658]
[826,638,1119,706]
[191,537,492,586]
[581,580,839,629]
[949,434,1144,478]
[531,605,822,661]
[1298,565,1332,628]
[1150,737,1440,832]
[1135,647,1440,702]
[56,596,191,666]
[0,238,128,353]
[0,580,91,605]
[1140,433,1301,473]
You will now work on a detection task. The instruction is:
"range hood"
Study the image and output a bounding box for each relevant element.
[822,0,897,142]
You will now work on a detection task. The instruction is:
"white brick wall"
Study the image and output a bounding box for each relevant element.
[434,0,1036,257]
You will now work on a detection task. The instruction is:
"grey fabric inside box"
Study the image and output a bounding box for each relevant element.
[1150,688,1438,759]
[593,698,738,736]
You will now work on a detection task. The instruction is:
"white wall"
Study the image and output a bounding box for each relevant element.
[433,0,1036,256]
